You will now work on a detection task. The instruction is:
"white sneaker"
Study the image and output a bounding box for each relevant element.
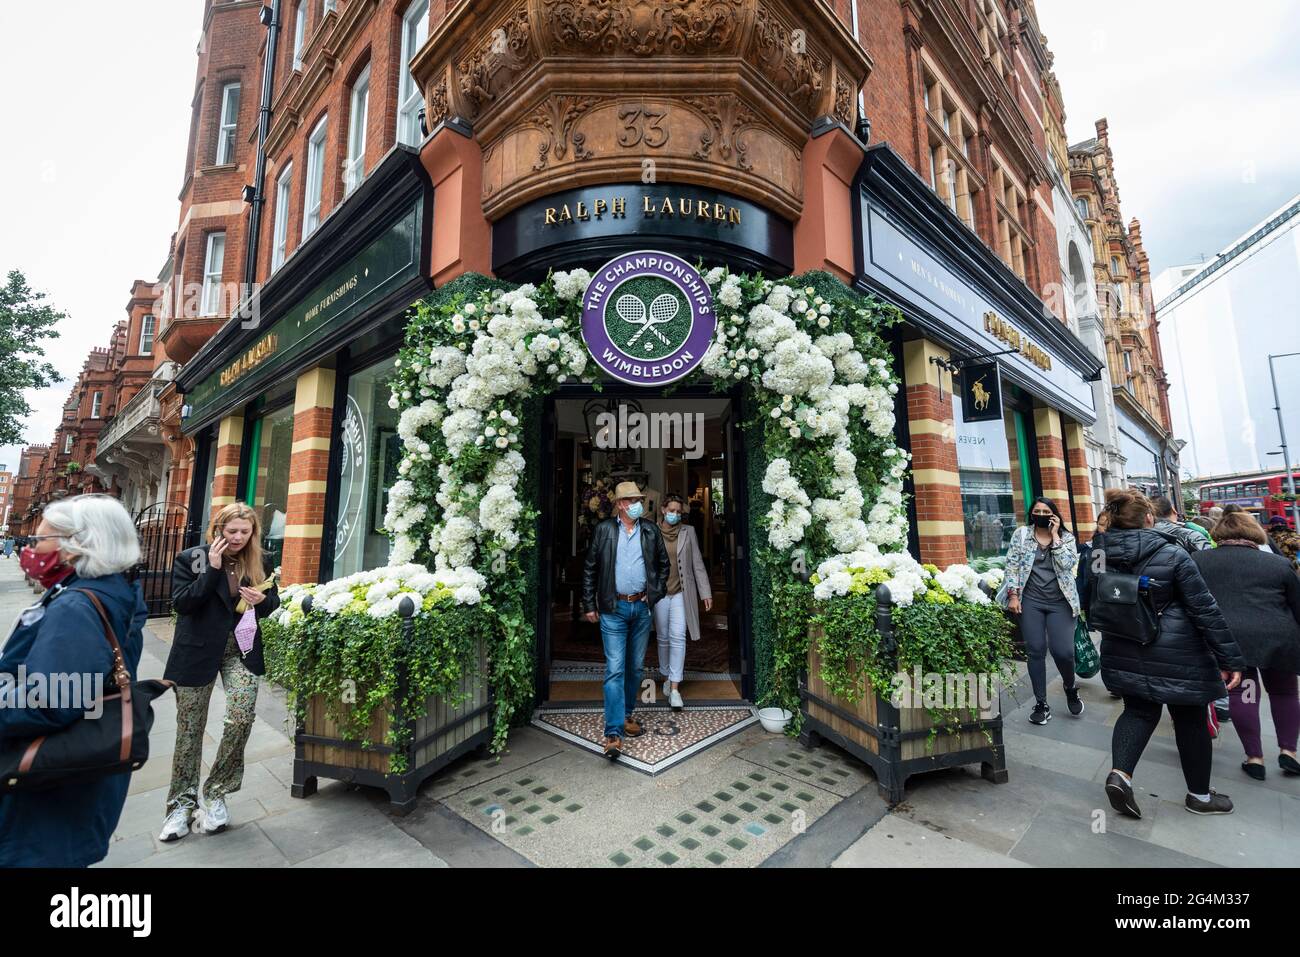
[669,689,684,711]
[662,679,670,701]
[195,796,229,834]
[158,807,192,842]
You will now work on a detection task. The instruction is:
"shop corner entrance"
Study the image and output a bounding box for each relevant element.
[537,388,753,711]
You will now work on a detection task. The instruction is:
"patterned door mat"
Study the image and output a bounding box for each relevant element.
[532,706,758,774]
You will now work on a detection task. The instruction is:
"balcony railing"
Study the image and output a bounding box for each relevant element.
[96,366,176,455]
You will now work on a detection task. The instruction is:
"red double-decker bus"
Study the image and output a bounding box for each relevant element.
[1197,469,1300,528]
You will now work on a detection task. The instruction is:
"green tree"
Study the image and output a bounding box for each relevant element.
[0,270,65,446]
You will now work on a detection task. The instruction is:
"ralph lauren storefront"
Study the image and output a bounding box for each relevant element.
[176,147,434,585]
[852,144,1105,563]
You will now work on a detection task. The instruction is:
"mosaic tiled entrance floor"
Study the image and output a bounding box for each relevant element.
[435,726,873,867]
[531,706,757,773]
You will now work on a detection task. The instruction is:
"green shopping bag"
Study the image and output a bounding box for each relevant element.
[1074,616,1100,679]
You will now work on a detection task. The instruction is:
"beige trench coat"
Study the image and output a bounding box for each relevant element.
[660,523,712,641]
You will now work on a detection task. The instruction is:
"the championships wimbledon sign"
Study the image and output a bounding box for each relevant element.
[581,251,716,386]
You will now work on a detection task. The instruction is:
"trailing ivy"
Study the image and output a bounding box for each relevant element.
[263,586,492,773]
[810,589,1016,741]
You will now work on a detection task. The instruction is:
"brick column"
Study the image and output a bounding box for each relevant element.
[420,124,491,286]
[210,415,244,520]
[1033,405,1071,517]
[903,338,967,567]
[792,124,865,281]
[280,367,335,586]
[1063,420,1097,542]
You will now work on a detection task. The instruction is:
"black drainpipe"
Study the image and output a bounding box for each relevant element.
[242,1,282,291]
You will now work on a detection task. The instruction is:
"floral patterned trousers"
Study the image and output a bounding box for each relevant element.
[165,635,260,815]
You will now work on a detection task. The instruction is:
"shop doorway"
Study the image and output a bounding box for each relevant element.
[537,389,751,707]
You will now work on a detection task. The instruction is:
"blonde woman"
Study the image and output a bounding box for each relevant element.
[654,494,712,711]
[159,503,279,841]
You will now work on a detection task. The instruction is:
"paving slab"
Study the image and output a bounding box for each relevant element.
[1009,806,1219,868]
[294,822,449,868]
[833,814,1032,867]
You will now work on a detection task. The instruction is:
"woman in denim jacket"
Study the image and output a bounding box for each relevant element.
[996,497,1082,725]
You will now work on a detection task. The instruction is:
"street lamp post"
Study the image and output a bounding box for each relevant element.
[1268,352,1300,530]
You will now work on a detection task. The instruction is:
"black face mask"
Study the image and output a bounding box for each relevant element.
[1032,515,1054,529]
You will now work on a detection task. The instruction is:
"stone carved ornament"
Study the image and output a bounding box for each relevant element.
[542,0,747,58]
[457,7,536,117]
[684,95,756,170]
[529,95,598,170]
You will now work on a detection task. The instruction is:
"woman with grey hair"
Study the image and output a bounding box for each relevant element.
[0,494,149,866]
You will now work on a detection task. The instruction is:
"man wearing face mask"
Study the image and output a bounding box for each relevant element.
[582,481,671,759]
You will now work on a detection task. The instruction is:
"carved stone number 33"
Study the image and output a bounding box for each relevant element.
[618,106,669,148]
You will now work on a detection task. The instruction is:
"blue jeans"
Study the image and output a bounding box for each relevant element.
[600,599,652,738]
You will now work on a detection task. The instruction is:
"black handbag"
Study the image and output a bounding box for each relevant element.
[1087,549,1166,646]
[0,589,172,792]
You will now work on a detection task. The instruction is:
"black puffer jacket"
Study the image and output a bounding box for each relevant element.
[1192,544,1300,672]
[1088,527,1244,705]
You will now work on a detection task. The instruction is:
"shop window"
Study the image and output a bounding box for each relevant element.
[245,404,295,571]
[398,0,429,146]
[197,431,219,527]
[330,356,401,578]
[952,394,1015,561]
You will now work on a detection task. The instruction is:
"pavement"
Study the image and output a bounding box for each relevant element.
[1,557,1296,867]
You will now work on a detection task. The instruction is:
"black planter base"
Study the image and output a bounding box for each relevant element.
[292,732,491,815]
[798,709,1007,805]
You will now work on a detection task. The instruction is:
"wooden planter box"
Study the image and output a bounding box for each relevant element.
[290,600,493,814]
[798,584,1008,804]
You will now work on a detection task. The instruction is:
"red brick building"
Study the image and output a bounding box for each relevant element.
[1070,118,1177,498]
[0,468,13,531]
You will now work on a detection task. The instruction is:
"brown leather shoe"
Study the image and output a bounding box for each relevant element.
[602,735,622,759]
[623,717,645,737]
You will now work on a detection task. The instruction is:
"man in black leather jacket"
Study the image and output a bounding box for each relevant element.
[582,481,670,759]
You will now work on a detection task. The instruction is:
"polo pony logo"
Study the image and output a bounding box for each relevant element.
[1112,586,1121,599]
[970,375,991,411]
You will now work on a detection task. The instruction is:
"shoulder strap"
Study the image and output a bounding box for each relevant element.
[71,589,132,691]
[69,589,135,764]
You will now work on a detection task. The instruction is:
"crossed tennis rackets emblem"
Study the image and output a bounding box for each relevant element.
[615,291,681,350]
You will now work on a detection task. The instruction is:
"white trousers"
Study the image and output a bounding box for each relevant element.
[653,592,687,683]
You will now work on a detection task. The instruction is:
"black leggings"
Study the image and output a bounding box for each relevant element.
[1112,696,1212,795]
[1020,599,1076,702]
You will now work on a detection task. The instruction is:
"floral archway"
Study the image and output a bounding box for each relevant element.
[267,266,1004,753]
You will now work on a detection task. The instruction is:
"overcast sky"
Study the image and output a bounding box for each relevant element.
[2,1,1298,474]
[1035,0,1300,272]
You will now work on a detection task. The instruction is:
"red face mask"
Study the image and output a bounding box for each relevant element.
[19,546,74,590]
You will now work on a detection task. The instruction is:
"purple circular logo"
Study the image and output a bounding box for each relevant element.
[581,251,716,386]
